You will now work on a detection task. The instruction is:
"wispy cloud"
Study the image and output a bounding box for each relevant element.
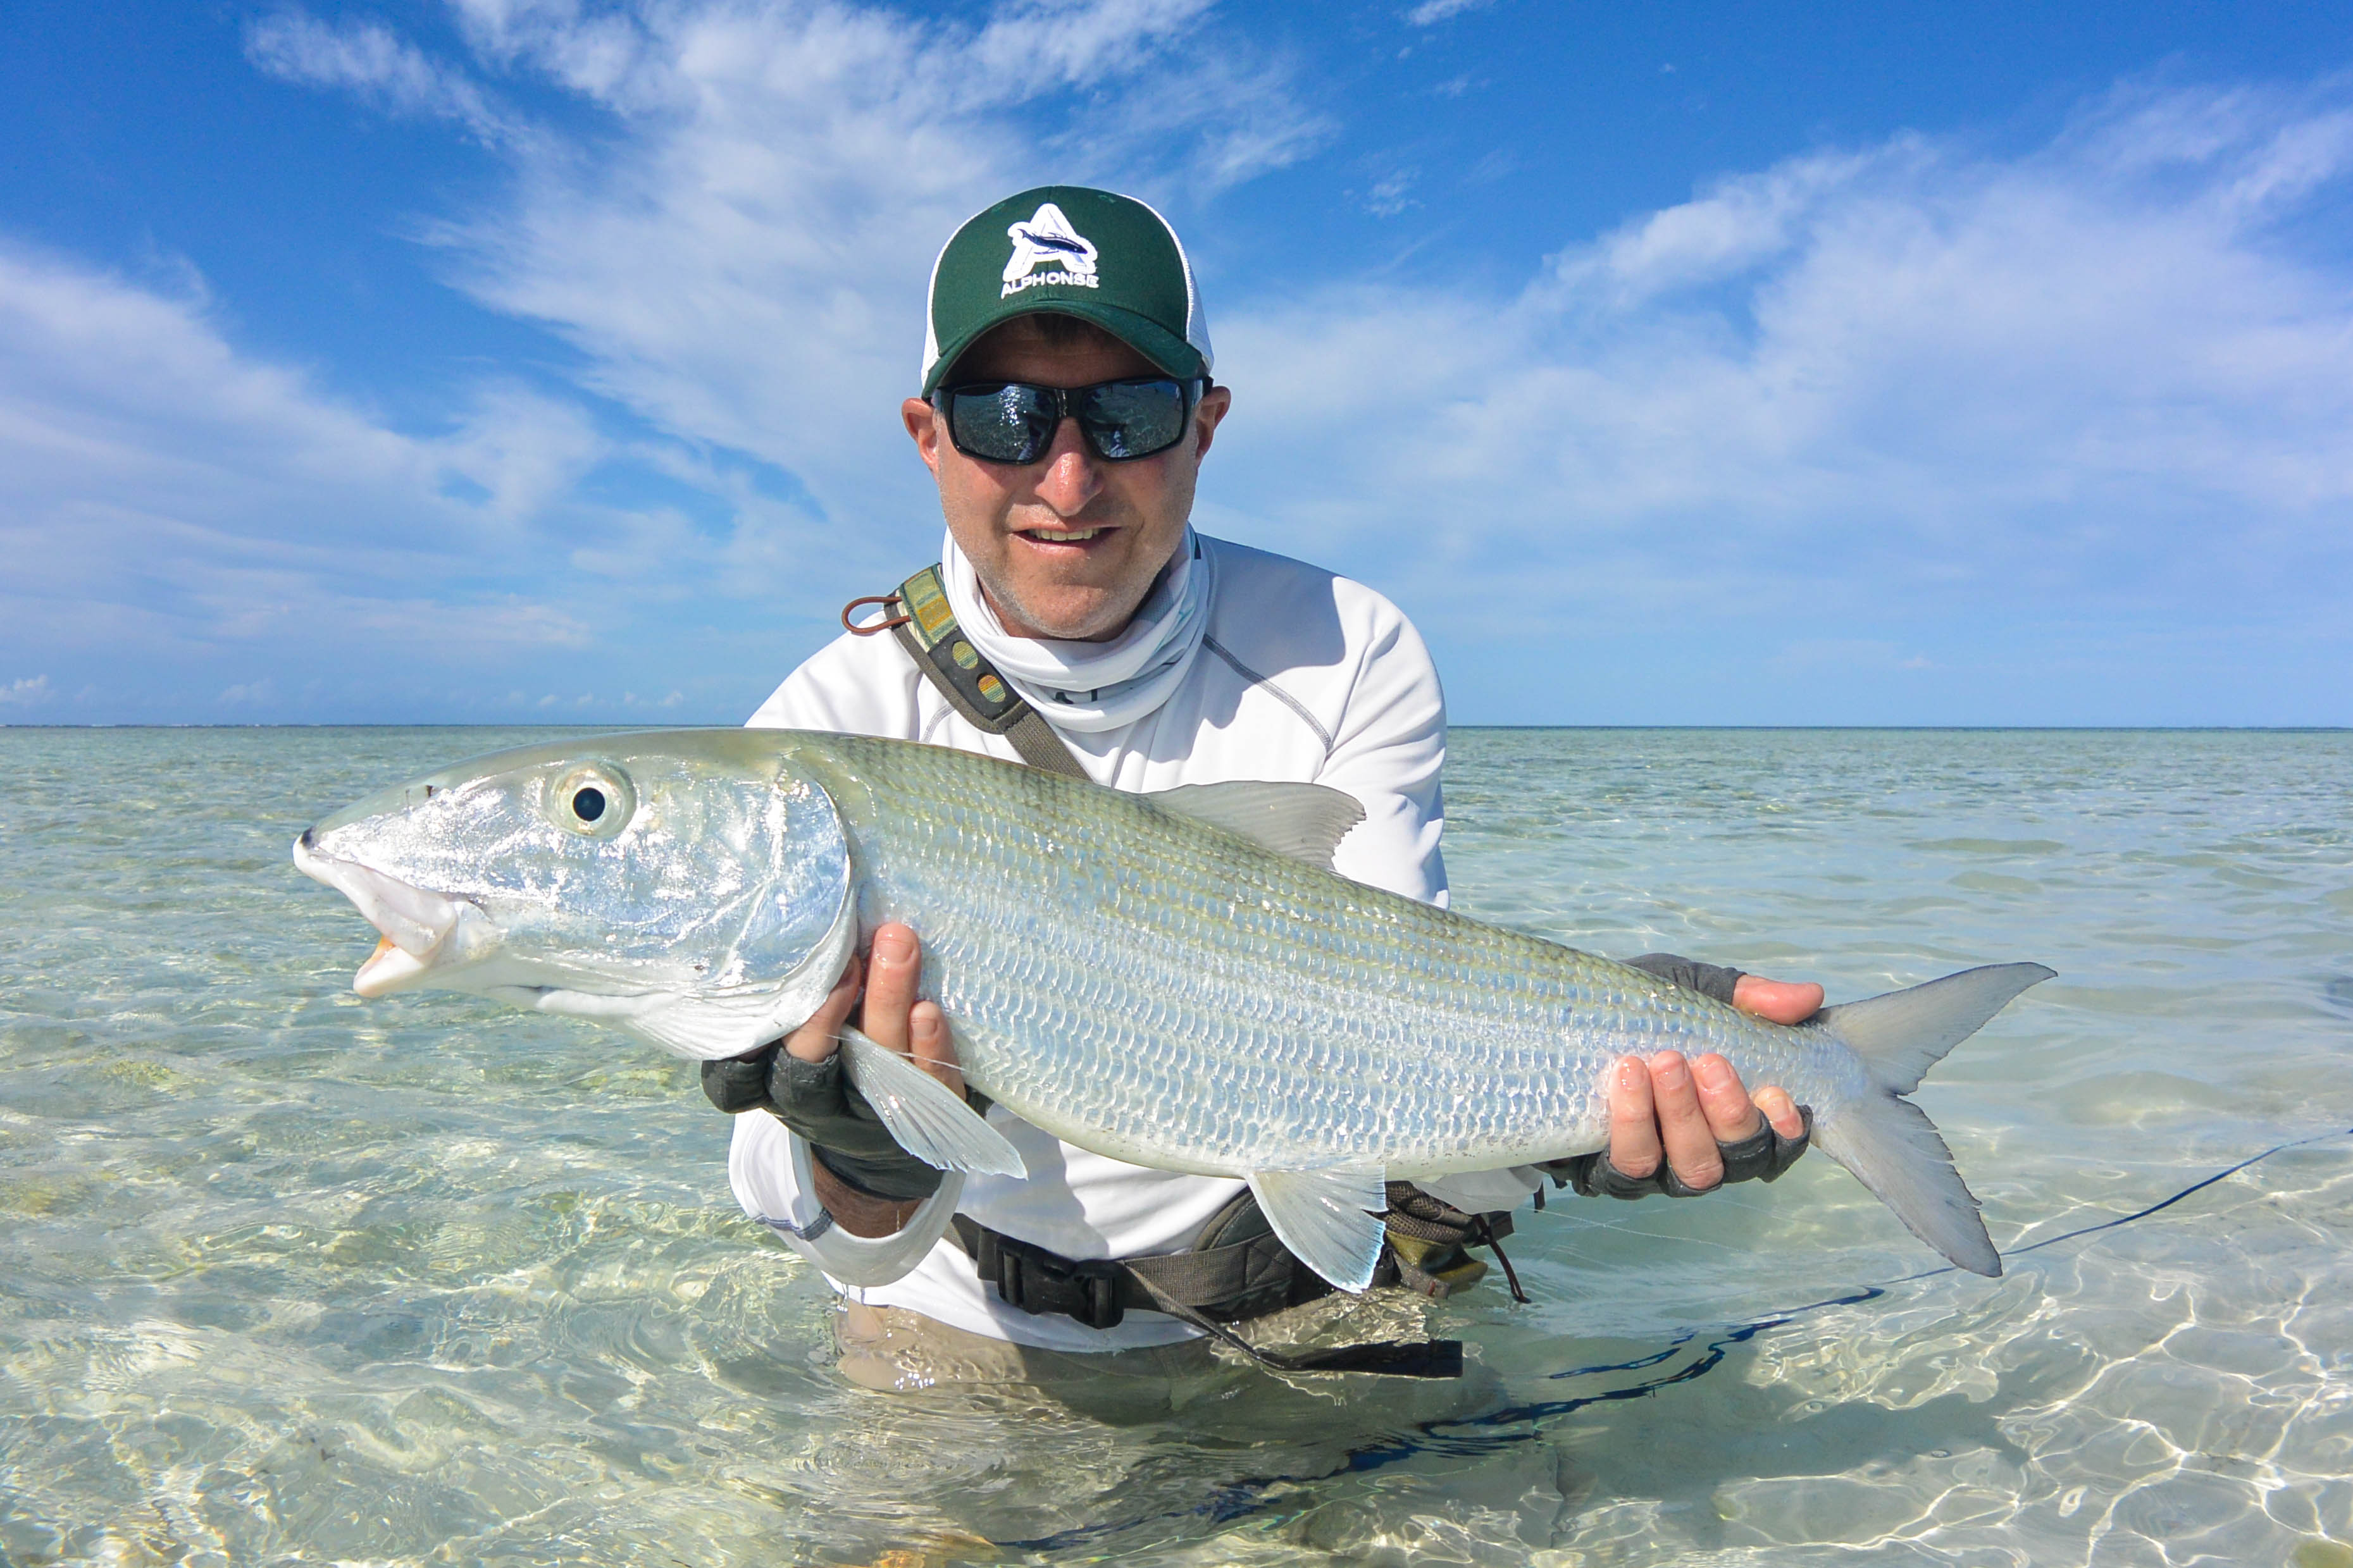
[1405,0,1497,25]
[399,0,1329,517]
[1205,79,2353,702]
[246,11,519,145]
[1365,168,1418,217]
[0,240,764,720]
[18,2,2353,725]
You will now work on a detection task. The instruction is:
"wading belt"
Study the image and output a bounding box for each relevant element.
[841,565,1090,780]
[950,1185,1528,1380]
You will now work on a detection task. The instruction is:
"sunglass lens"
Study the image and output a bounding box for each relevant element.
[948,385,1056,462]
[1079,380,1187,459]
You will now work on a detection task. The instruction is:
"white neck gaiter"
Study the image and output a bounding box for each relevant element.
[939,528,1211,734]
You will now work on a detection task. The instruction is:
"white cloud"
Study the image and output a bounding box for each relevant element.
[0,242,748,719]
[1365,168,1418,217]
[1205,79,2353,667]
[1405,0,1496,25]
[380,0,1329,521]
[246,11,519,145]
[25,3,2353,724]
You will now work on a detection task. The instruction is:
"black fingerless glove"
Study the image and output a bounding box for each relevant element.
[700,1045,945,1202]
[1543,1106,1815,1199]
[1623,951,1746,1004]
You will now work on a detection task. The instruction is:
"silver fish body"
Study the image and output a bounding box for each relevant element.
[295,729,2051,1287]
[828,738,1857,1178]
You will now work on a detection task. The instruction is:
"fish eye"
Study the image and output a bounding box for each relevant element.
[550,765,634,839]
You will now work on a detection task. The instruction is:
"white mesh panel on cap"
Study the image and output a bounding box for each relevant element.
[1132,192,1213,374]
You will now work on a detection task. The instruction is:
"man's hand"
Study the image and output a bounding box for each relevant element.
[1730,974,1823,1025]
[783,922,965,1098]
[709,923,968,1239]
[1602,974,1820,1192]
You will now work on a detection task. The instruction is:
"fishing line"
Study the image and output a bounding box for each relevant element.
[996,1123,2352,1556]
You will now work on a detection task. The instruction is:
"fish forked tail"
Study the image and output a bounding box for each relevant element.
[1806,962,2057,1278]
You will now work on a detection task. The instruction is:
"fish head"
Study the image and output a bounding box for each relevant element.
[294,731,856,1059]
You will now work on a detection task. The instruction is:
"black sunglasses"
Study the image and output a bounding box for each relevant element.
[932,376,1203,466]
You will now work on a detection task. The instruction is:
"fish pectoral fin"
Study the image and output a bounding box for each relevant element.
[1246,1168,1388,1293]
[1143,782,1366,869]
[837,1025,1027,1178]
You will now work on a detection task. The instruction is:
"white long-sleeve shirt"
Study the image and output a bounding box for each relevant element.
[729,534,1453,1349]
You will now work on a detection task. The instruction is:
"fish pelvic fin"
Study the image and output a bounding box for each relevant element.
[1805,961,2054,1278]
[1246,1168,1388,1293]
[1815,962,2055,1095]
[837,1025,1027,1178]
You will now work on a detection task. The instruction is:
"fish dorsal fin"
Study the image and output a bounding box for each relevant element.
[1145,782,1365,869]
[1246,1168,1388,1292]
[836,1026,1027,1178]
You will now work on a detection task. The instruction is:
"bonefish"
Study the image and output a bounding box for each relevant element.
[294,729,2051,1290]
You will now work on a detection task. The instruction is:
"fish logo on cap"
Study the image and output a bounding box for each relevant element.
[1002,202,1100,295]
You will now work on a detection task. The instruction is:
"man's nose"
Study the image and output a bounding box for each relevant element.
[1031,417,1103,515]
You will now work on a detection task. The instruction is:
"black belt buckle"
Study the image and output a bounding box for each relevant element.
[976,1230,1127,1331]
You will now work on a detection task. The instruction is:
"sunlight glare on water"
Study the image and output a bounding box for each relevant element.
[0,725,2347,1565]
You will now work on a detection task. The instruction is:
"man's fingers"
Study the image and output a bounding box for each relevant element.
[1754,1084,1806,1141]
[1730,975,1826,1025]
[862,922,922,1055]
[1691,1054,1766,1144]
[1606,1056,1663,1178]
[1649,1052,1725,1190]
[783,955,863,1064]
[909,1002,965,1097]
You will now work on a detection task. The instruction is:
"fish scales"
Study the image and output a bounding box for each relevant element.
[804,735,1837,1176]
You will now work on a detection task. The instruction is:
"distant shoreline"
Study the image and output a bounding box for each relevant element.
[4,723,2347,735]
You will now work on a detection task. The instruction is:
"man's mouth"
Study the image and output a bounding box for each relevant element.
[1017,526,1108,545]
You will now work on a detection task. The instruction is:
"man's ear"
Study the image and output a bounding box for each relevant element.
[902,397,943,475]
[1191,383,1232,461]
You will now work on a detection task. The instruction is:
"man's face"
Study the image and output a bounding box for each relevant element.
[902,319,1231,641]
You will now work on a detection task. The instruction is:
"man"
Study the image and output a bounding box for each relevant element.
[709,187,1818,1390]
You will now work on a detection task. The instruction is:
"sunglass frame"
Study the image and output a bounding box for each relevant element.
[931,376,1205,466]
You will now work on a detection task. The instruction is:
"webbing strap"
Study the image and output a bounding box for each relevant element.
[950,1214,1275,1319]
[949,1214,1465,1380]
[1122,1270,1465,1380]
[882,566,1090,780]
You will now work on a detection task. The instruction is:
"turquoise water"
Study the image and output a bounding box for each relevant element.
[1,726,2348,1565]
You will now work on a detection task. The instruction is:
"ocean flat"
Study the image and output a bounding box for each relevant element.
[0,725,2347,1565]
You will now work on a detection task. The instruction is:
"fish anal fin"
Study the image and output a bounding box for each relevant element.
[838,1025,1027,1178]
[1810,1095,2002,1277]
[1145,782,1365,869]
[1246,1168,1388,1292]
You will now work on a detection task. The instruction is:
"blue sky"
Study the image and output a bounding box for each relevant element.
[4,1,2349,726]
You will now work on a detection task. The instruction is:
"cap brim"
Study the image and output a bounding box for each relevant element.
[923,299,1207,395]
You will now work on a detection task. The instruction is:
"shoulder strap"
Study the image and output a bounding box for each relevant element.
[876,565,1089,779]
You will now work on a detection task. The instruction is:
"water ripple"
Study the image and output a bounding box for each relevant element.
[1,725,2348,1564]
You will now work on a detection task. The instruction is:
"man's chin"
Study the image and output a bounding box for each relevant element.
[984,551,1155,640]
[991,585,1139,641]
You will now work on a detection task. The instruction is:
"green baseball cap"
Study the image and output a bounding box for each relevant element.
[921,185,1214,395]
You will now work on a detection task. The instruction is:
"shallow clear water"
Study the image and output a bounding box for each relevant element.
[1,725,2348,1566]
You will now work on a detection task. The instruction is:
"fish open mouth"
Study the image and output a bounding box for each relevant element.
[292,829,466,997]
